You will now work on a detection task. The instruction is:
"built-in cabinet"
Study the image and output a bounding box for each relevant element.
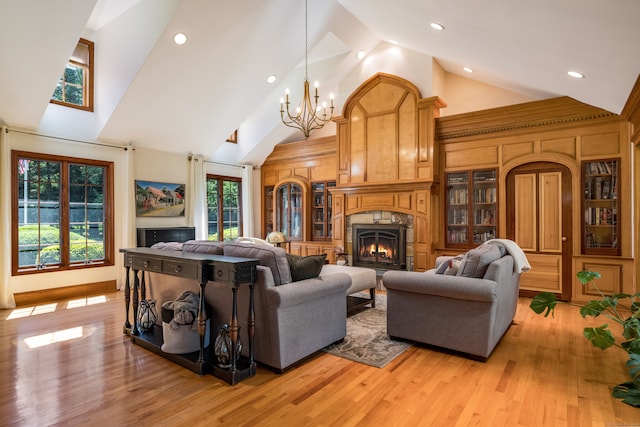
[446,169,497,247]
[582,159,620,255]
[437,96,635,302]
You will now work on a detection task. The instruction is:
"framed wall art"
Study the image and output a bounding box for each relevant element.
[135,180,186,217]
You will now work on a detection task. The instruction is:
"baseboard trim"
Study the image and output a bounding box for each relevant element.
[14,280,117,306]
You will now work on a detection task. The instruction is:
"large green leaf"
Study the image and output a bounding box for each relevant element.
[580,298,616,318]
[583,325,615,350]
[627,353,640,381]
[529,292,557,317]
[576,270,601,285]
[611,382,640,407]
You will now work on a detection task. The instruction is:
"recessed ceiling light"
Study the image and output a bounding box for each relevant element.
[568,70,585,79]
[173,32,187,45]
[463,67,474,73]
[389,40,400,46]
[430,22,445,30]
[356,50,367,60]
[266,75,277,84]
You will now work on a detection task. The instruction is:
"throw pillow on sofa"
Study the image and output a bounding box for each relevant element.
[457,243,504,278]
[286,253,326,281]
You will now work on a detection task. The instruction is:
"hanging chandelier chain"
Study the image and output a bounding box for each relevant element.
[305,0,308,81]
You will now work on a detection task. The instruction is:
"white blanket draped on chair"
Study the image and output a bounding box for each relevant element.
[484,238,532,273]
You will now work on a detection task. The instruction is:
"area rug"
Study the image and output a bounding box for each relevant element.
[321,293,412,368]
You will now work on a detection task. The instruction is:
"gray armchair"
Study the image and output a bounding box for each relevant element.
[383,244,522,360]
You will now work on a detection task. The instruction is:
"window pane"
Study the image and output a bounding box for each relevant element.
[69,164,86,184]
[65,85,83,106]
[64,65,83,85]
[86,166,104,185]
[207,176,241,241]
[68,163,106,263]
[17,159,61,268]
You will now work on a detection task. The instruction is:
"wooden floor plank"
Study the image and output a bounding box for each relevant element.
[1,291,639,426]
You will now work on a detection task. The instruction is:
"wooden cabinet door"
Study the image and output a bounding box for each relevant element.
[507,162,572,301]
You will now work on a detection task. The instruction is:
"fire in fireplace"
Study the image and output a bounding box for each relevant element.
[352,224,406,270]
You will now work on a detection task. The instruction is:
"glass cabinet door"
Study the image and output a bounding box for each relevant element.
[446,172,469,245]
[445,169,497,247]
[582,159,619,255]
[472,170,497,243]
[276,183,302,240]
[311,181,335,241]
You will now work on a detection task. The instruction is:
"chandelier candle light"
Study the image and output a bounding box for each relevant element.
[280,0,334,137]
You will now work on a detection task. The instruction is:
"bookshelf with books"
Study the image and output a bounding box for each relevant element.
[582,159,619,255]
[311,181,335,241]
[445,169,497,247]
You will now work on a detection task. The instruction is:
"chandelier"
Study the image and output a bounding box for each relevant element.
[280,0,334,138]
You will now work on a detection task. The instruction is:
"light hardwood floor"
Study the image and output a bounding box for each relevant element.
[1,291,639,426]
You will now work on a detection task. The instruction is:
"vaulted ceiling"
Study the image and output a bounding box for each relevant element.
[1,0,639,166]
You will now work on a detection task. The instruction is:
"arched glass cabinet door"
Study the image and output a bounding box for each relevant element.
[275,182,303,240]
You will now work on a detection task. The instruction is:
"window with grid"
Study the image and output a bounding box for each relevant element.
[51,38,94,111]
[12,151,114,274]
[206,175,242,241]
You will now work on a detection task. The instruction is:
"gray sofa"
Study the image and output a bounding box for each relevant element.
[145,240,352,372]
[383,242,522,360]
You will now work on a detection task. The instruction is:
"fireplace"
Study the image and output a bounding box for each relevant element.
[352,224,406,270]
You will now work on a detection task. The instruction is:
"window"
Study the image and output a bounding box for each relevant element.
[12,151,114,274]
[206,175,242,241]
[51,38,94,111]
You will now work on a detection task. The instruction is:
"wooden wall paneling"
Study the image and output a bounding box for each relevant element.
[360,193,395,210]
[350,106,366,183]
[580,132,621,157]
[502,141,536,164]
[398,193,412,211]
[366,114,397,182]
[580,262,622,295]
[445,145,499,169]
[520,253,562,294]
[540,137,576,157]
[294,168,310,180]
[538,171,562,253]
[514,173,537,251]
[398,97,417,180]
[277,169,293,181]
[573,257,634,301]
[345,195,360,214]
[359,81,406,113]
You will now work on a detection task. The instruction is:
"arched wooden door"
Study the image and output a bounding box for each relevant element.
[506,162,572,301]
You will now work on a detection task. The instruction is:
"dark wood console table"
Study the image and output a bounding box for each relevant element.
[121,247,258,385]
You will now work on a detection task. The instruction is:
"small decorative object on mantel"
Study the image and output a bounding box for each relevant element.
[137,299,157,331]
[214,324,242,369]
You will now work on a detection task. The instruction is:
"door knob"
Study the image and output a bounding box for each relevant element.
[562,236,567,241]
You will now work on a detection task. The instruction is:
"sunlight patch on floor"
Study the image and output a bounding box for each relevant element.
[22,325,97,349]
[5,295,109,320]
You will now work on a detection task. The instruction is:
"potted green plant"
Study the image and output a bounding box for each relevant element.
[529,270,640,407]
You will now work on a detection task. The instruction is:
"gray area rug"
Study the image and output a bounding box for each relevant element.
[322,294,412,368]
